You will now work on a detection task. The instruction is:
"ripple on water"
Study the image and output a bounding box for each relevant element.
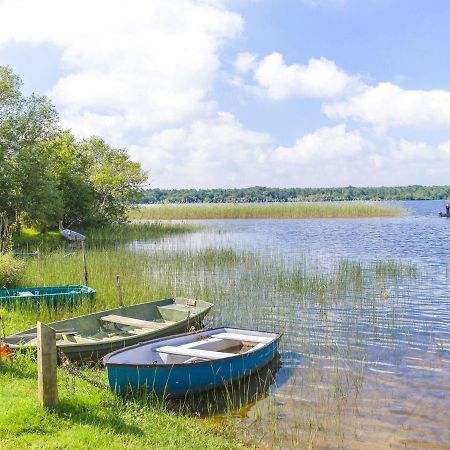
[136,200,450,448]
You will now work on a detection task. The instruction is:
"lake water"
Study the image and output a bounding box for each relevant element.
[132,200,450,449]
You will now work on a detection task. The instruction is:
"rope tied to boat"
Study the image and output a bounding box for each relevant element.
[57,348,109,392]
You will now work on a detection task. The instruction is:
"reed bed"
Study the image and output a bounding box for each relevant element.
[2,240,430,449]
[82,222,201,243]
[129,202,405,220]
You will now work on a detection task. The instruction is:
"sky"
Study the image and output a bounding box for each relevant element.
[1,0,450,189]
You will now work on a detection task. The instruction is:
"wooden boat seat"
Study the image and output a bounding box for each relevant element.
[156,345,236,360]
[100,314,167,330]
[211,332,273,344]
[15,329,77,339]
[158,304,203,313]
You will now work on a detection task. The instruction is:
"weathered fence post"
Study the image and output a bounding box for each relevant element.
[117,274,124,307]
[37,322,58,408]
[81,240,88,286]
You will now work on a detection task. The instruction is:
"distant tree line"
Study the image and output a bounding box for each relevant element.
[142,185,450,204]
[0,66,147,251]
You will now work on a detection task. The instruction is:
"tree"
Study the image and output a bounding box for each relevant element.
[77,137,147,223]
[0,66,61,243]
[0,66,148,246]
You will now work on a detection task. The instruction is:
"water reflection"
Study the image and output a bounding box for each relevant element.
[166,355,282,417]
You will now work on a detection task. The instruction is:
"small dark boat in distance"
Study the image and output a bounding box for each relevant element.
[103,327,281,398]
[4,297,213,362]
[439,212,450,217]
[0,285,95,307]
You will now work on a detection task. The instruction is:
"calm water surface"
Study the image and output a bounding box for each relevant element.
[131,200,450,449]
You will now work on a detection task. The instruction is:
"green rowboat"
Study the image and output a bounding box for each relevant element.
[3,297,213,363]
[0,285,96,308]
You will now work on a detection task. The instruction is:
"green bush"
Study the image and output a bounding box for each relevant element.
[0,253,25,288]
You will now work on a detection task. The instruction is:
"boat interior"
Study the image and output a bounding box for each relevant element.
[107,328,279,365]
[5,298,210,347]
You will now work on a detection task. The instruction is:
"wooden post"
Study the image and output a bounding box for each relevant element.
[116,274,124,307]
[37,322,58,408]
[81,240,88,286]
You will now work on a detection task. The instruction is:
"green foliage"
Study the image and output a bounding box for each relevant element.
[0,252,24,288]
[142,185,450,203]
[0,66,147,240]
[78,137,147,224]
[0,66,60,238]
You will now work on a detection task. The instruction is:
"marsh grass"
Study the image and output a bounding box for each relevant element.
[13,222,201,252]
[1,238,422,449]
[83,222,201,244]
[129,202,405,220]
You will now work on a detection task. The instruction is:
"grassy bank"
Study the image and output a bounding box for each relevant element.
[0,353,240,450]
[129,202,405,220]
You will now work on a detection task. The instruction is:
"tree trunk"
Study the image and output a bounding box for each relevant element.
[0,212,10,253]
[15,210,22,236]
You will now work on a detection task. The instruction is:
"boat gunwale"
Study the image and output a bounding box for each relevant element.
[102,327,282,369]
[6,298,213,349]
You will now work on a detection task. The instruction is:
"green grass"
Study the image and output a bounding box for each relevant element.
[82,222,201,244]
[129,202,405,220]
[0,353,242,450]
[12,222,201,252]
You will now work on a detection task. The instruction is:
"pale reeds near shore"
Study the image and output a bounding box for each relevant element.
[129,202,405,220]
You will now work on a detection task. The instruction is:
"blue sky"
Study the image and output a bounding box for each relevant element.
[1,0,450,188]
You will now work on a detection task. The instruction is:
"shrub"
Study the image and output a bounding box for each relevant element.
[0,253,25,288]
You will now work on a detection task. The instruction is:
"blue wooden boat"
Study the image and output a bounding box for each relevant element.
[0,285,95,308]
[103,327,281,398]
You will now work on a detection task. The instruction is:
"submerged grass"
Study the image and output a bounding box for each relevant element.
[129,201,405,220]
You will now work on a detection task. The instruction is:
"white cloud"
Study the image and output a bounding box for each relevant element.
[390,139,433,162]
[137,112,271,188]
[271,124,364,163]
[0,0,242,140]
[438,141,450,159]
[237,51,450,132]
[235,52,258,74]
[2,0,450,187]
[248,52,362,100]
[324,82,450,129]
[140,122,399,189]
